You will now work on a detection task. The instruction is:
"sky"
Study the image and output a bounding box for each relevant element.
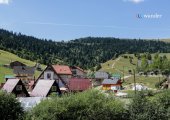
[0,0,170,41]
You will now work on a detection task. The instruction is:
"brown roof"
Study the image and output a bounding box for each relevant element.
[70,66,86,73]
[52,65,72,75]
[68,78,92,91]
[2,79,20,93]
[10,61,26,68]
[102,78,121,85]
[30,80,56,97]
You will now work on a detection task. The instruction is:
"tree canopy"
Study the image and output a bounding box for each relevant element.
[1,29,170,69]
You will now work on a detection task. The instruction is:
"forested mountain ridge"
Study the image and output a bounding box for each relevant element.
[0,28,170,69]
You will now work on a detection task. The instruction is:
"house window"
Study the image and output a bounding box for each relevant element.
[16,85,22,91]
[72,70,77,75]
[51,86,57,91]
[47,73,51,79]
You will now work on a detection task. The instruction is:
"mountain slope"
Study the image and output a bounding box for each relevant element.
[100,54,168,89]
[0,50,44,83]
[1,29,170,69]
[100,54,137,76]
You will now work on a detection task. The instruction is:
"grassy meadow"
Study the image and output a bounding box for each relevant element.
[0,50,45,83]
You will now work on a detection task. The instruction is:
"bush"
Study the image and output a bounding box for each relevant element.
[155,78,167,88]
[26,90,127,120]
[122,55,128,59]
[143,90,154,96]
[128,91,169,120]
[0,91,24,120]
[156,90,170,109]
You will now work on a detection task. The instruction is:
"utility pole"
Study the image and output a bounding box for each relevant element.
[133,69,137,95]
[168,75,170,89]
[123,66,124,82]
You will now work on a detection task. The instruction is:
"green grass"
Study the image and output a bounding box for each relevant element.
[101,53,170,75]
[0,50,45,83]
[100,54,137,76]
[100,53,170,89]
[123,75,165,89]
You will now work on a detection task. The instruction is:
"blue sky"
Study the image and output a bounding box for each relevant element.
[0,0,170,41]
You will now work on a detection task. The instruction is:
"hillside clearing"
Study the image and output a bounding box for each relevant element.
[0,50,45,83]
[100,53,170,89]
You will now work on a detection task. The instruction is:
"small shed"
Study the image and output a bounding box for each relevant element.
[102,78,122,91]
[10,61,26,69]
[68,78,91,92]
[2,79,29,97]
[30,80,61,97]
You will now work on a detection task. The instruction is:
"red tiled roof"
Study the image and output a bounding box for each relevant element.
[2,79,20,93]
[52,65,72,75]
[68,78,91,91]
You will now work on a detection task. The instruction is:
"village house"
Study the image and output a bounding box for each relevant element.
[102,78,122,92]
[13,66,35,89]
[30,80,61,97]
[95,71,109,79]
[2,78,29,97]
[94,71,109,86]
[68,78,92,92]
[37,65,72,89]
[70,66,86,78]
[10,61,26,69]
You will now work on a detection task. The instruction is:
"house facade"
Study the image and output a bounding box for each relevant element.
[93,71,109,86]
[13,66,35,89]
[37,65,72,89]
[30,80,61,97]
[2,79,29,97]
[102,78,122,91]
[70,66,86,78]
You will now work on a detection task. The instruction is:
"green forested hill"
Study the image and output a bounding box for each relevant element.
[1,28,170,69]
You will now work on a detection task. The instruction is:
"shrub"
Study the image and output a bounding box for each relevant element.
[26,90,127,120]
[156,90,170,109]
[122,55,128,59]
[0,91,24,120]
[155,78,167,88]
[128,91,169,120]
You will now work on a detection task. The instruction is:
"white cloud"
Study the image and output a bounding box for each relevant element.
[0,0,11,5]
[123,0,145,4]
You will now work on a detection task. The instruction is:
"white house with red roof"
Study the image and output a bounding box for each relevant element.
[37,65,72,89]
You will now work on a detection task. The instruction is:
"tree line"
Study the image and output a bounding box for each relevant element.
[136,53,170,75]
[1,29,170,69]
